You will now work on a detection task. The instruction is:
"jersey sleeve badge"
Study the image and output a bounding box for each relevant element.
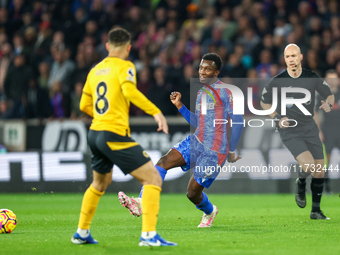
[127,67,135,82]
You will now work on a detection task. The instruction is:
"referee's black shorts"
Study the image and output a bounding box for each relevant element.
[87,130,151,174]
[279,120,323,160]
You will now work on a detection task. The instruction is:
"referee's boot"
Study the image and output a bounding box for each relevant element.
[310,211,330,220]
[295,178,306,208]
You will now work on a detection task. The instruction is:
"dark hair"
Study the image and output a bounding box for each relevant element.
[108,28,131,47]
[202,53,222,70]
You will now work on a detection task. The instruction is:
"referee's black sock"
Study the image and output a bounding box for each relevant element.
[311,178,324,212]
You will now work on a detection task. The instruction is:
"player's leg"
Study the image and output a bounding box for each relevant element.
[309,158,329,219]
[186,175,204,204]
[295,151,317,209]
[156,148,187,179]
[72,170,112,244]
[130,161,162,237]
[187,146,223,228]
[137,148,186,196]
[297,136,329,219]
[129,160,177,246]
[307,134,330,219]
[109,136,176,246]
[137,137,190,198]
[296,150,321,175]
[72,130,113,244]
[187,176,218,227]
[119,136,189,215]
[118,148,186,216]
[281,136,310,208]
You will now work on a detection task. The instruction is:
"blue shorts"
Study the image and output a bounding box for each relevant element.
[172,135,228,188]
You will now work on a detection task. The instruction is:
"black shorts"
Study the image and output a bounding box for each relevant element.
[279,120,323,159]
[322,126,340,154]
[87,130,151,174]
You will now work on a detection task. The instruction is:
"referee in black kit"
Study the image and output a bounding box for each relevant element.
[260,44,335,220]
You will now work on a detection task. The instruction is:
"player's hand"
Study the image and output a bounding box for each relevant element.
[170,91,183,110]
[154,113,168,135]
[227,152,241,163]
[279,117,290,129]
[319,100,332,113]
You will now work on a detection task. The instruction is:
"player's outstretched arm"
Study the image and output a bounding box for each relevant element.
[170,91,198,128]
[153,112,168,134]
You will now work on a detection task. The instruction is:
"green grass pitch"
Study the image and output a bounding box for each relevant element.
[1,193,339,255]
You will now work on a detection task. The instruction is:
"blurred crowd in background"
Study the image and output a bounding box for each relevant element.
[0,0,340,120]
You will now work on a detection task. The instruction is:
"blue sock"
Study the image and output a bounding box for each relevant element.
[138,165,167,198]
[195,192,213,214]
[155,165,167,181]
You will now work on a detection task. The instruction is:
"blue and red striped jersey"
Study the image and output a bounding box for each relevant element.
[194,80,233,154]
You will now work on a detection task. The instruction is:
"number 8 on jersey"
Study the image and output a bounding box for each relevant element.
[95,82,109,114]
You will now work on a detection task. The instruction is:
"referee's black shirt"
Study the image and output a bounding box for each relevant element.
[261,68,332,125]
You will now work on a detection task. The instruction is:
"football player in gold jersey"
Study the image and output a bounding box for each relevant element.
[71,28,177,246]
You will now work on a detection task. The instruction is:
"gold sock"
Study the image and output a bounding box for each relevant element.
[142,184,161,232]
[78,184,105,229]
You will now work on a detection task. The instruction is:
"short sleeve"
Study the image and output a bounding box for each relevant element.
[119,61,137,86]
[261,77,275,104]
[314,72,332,99]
